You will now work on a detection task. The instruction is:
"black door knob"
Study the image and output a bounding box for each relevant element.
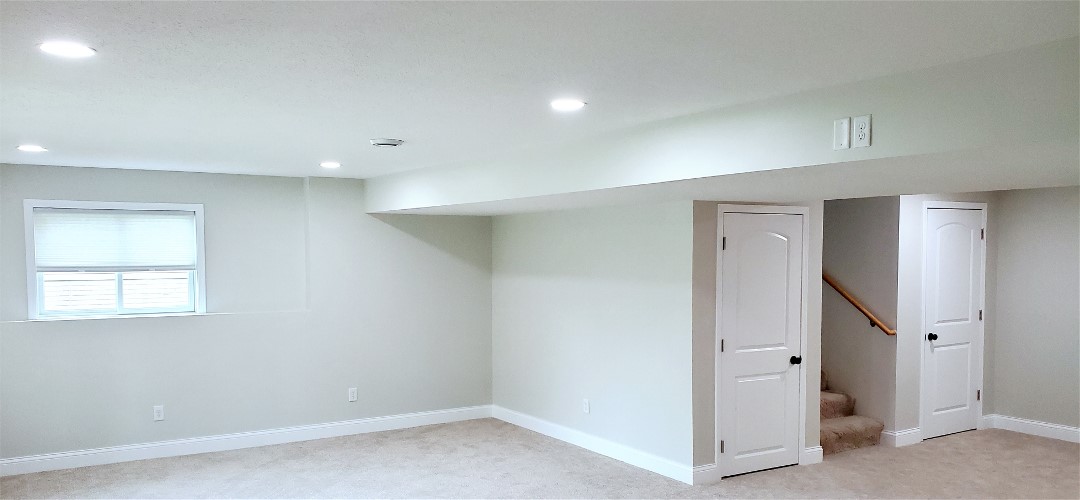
[928,333,939,341]
[790,355,802,365]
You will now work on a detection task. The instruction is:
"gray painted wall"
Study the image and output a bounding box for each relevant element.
[491,202,695,465]
[0,165,493,458]
[821,197,899,430]
[987,187,1079,427]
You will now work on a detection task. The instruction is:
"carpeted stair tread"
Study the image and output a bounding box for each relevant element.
[820,415,884,455]
[820,391,855,419]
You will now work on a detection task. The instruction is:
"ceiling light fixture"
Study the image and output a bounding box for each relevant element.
[551,98,586,112]
[17,144,48,152]
[38,41,97,58]
[320,161,341,169]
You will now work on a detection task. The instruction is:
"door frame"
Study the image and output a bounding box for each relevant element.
[918,201,987,437]
[714,204,811,475]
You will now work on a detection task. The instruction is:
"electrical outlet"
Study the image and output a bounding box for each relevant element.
[582,398,590,414]
[852,114,871,148]
[153,405,165,421]
[833,117,851,150]
[348,387,358,402]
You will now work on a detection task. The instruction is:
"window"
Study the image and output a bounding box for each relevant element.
[25,200,205,319]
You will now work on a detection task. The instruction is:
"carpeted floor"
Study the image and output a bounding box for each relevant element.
[2,418,1077,499]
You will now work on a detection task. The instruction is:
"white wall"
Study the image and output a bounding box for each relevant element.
[1,166,310,318]
[367,39,1078,213]
[691,201,823,466]
[0,165,493,459]
[987,187,1079,427]
[821,197,898,429]
[491,202,694,466]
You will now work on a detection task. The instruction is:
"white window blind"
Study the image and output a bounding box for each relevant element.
[27,203,204,318]
[33,208,197,270]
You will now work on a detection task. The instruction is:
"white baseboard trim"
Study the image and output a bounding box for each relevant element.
[692,464,723,485]
[800,445,823,465]
[1,405,492,477]
[491,405,693,485]
[982,414,1080,443]
[881,427,922,447]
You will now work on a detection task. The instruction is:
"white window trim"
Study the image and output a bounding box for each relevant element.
[23,199,207,319]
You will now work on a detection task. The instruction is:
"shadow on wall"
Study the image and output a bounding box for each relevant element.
[371,214,492,272]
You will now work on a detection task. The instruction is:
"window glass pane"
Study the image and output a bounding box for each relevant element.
[121,271,193,311]
[40,272,117,313]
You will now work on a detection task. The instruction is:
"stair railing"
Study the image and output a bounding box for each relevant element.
[822,273,896,336]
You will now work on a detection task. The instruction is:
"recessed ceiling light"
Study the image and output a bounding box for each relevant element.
[17,144,48,152]
[38,41,97,58]
[551,98,586,112]
[320,161,341,169]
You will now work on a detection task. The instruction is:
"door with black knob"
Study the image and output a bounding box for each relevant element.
[921,205,986,439]
[717,208,805,477]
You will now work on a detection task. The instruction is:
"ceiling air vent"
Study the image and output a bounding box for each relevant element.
[370,138,404,147]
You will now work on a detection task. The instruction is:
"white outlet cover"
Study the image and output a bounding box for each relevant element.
[348,388,358,402]
[833,117,850,150]
[582,399,590,414]
[153,405,165,421]
[852,114,871,148]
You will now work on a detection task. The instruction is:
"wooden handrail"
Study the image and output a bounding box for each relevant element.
[822,273,896,336]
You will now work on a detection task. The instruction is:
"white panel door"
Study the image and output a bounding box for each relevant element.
[922,207,985,439]
[718,212,804,477]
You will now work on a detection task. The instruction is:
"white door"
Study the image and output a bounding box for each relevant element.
[922,207,985,439]
[718,211,804,477]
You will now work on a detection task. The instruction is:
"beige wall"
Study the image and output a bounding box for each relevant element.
[0,165,493,458]
[986,187,1079,427]
[491,202,695,465]
[691,201,823,466]
[821,197,899,429]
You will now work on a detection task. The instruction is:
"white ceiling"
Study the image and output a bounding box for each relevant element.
[1,1,1077,179]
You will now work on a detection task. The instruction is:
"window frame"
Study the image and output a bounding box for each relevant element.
[24,199,207,320]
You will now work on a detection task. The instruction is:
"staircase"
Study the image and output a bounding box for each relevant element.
[819,371,884,455]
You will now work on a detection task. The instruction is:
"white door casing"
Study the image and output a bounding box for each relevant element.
[921,204,986,439]
[717,208,806,477]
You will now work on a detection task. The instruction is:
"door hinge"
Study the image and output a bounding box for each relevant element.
[720,440,725,453]
[722,236,727,250]
[720,339,725,353]
[981,228,985,240]
[977,389,981,401]
[979,309,983,321]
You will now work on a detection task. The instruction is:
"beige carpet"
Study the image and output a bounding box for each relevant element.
[2,418,1077,499]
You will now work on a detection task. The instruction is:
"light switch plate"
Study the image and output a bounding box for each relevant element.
[852,114,871,148]
[833,118,851,150]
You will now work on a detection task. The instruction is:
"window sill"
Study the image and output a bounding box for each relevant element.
[2,309,310,324]
[25,311,211,322]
